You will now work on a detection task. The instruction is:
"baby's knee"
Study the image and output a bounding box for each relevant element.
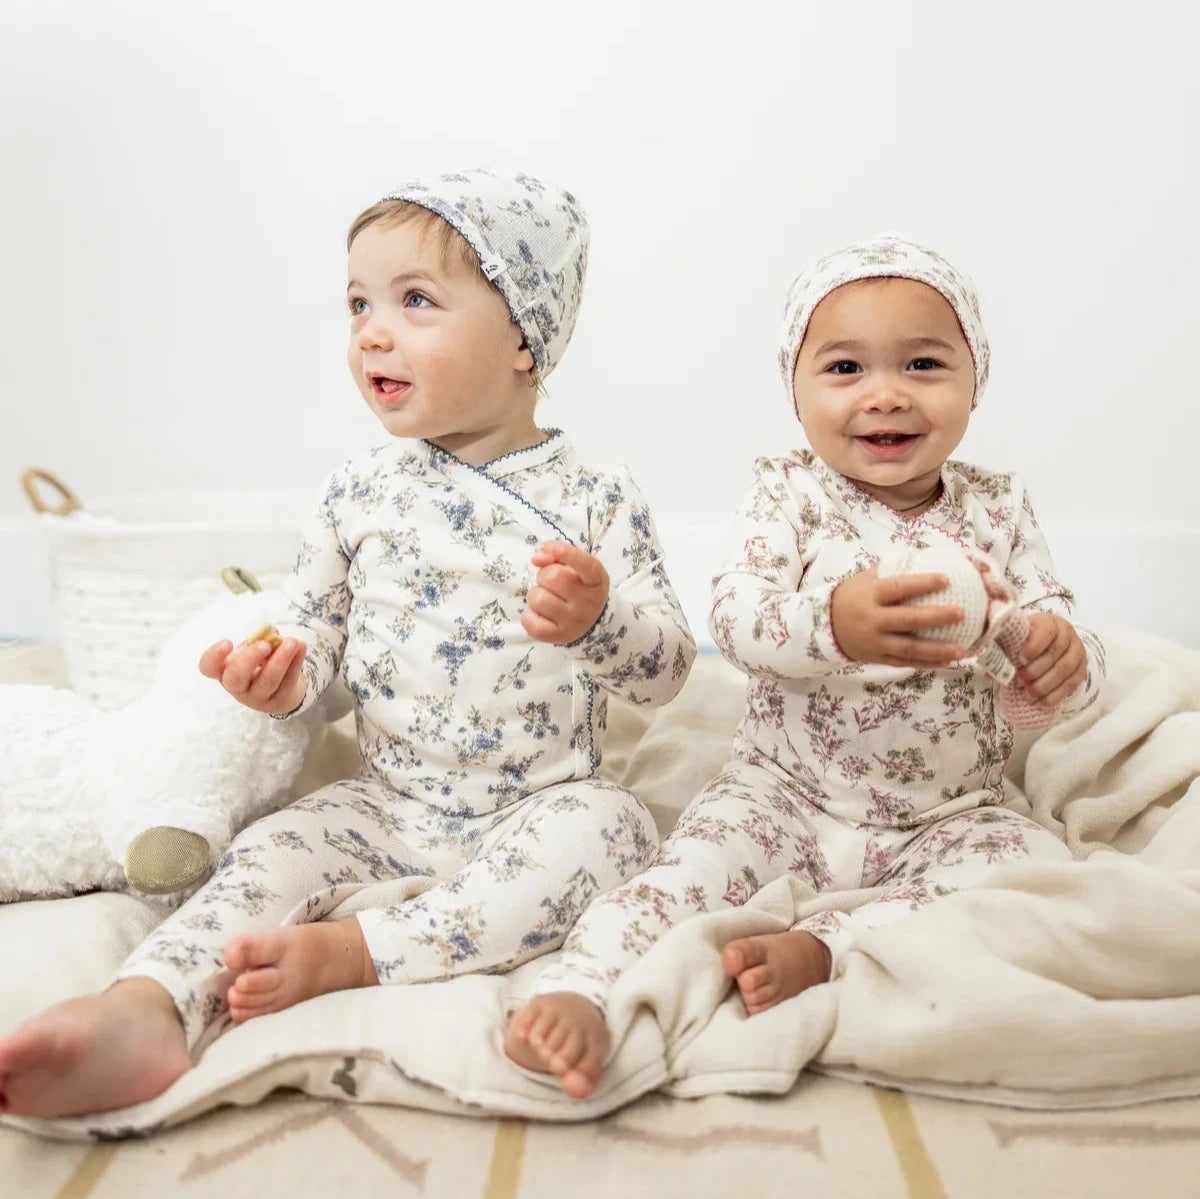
[548,782,659,875]
[217,806,304,864]
[600,784,659,848]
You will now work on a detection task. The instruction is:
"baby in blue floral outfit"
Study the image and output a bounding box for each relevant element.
[0,169,696,1120]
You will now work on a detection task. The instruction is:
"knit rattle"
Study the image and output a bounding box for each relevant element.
[877,547,1058,730]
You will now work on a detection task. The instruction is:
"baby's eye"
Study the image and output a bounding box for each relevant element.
[827,360,861,376]
[348,297,370,317]
[405,291,433,309]
[908,357,943,371]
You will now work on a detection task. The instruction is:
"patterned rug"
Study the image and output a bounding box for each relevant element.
[6,1076,1200,1199]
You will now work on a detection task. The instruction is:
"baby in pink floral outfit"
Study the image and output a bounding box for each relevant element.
[505,234,1106,1099]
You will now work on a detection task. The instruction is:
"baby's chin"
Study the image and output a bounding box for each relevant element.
[838,456,945,496]
[365,392,422,431]
[843,444,946,478]
[839,460,931,485]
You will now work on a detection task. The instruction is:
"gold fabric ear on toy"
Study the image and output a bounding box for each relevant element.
[124,826,212,895]
[221,565,263,594]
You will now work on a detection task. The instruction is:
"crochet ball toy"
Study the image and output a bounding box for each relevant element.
[877,547,1058,730]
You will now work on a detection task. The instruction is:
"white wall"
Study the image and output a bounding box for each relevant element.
[2,0,1198,643]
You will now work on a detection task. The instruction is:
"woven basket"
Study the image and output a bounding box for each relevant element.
[21,468,306,710]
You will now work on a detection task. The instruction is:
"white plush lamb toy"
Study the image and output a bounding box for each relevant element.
[0,573,349,902]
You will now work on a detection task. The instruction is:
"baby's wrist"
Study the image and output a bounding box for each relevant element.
[828,581,857,662]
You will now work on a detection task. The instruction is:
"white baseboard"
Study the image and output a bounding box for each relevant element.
[3,517,1198,650]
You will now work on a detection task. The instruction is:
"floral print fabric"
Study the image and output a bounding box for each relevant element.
[115,432,694,1045]
[532,755,1071,1007]
[713,451,1105,823]
[277,432,696,816]
[119,774,659,1047]
[530,452,1104,1007]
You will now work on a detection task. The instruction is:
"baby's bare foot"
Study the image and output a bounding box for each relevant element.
[504,993,609,1099]
[223,918,378,1023]
[0,977,190,1118]
[722,930,832,1015]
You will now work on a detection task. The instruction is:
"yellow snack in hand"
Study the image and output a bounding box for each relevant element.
[240,624,282,649]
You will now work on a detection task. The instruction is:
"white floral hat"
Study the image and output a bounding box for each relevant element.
[378,168,588,379]
[779,233,990,409]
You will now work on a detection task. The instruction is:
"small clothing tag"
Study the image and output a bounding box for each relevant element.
[481,255,507,281]
[978,642,1017,685]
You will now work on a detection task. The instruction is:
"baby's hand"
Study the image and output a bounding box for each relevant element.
[521,541,609,645]
[831,567,967,668]
[198,633,308,715]
[1017,613,1085,708]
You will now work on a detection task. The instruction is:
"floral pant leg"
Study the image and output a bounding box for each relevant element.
[794,806,1073,972]
[356,779,659,982]
[116,777,438,1048]
[529,762,843,1010]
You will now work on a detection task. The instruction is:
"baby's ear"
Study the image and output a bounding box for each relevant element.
[513,335,535,375]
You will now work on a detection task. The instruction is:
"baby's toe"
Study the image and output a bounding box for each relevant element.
[737,964,774,995]
[548,1028,584,1075]
[527,1009,560,1049]
[542,1022,570,1058]
[507,1004,538,1043]
[723,937,768,976]
[224,931,285,973]
[222,937,253,972]
[562,1046,605,1099]
[231,968,283,998]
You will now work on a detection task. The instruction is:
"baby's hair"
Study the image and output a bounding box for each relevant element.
[347,200,478,275]
[347,200,541,391]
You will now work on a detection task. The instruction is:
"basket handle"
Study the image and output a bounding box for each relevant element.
[20,468,82,516]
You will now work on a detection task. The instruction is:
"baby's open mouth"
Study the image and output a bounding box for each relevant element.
[369,374,412,405]
[860,433,917,446]
[857,432,921,458]
[371,374,409,396]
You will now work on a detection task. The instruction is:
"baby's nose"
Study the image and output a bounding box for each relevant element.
[357,315,393,350]
[866,381,910,410]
